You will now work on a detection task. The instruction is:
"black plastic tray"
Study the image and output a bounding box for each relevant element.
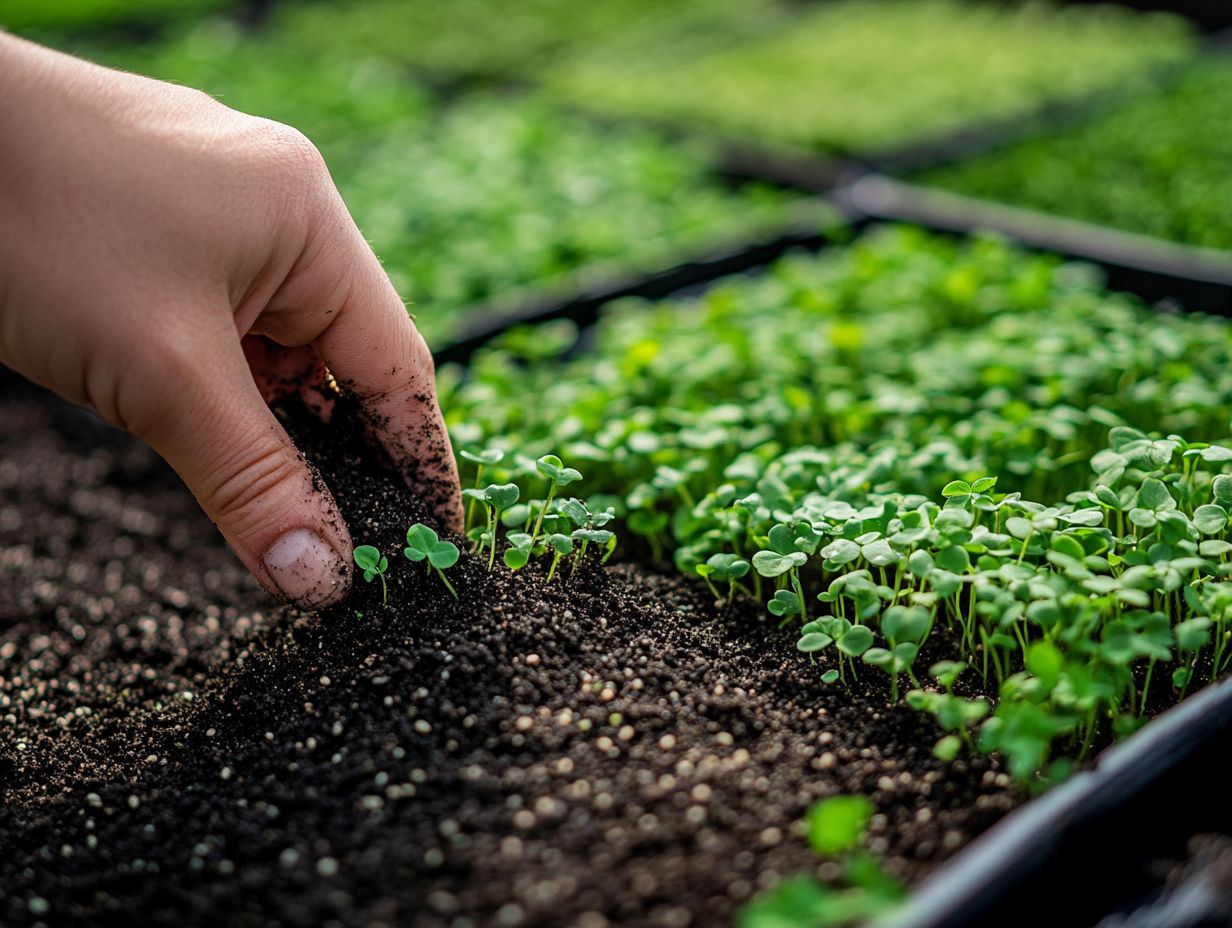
[839,176,1232,315]
[1064,0,1232,34]
[878,675,1232,928]
[433,202,843,366]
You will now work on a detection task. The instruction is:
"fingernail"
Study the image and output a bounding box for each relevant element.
[262,529,348,609]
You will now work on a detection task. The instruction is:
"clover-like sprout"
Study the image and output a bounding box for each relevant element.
[529,454,582,549]
[353,544,388,604]
[695,553,750,603]
[483,484,520,569]
[503,531,534,570]
[403,523,460,599]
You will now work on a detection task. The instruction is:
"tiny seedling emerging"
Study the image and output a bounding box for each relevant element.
[404,523,461,599]
[741,794,905,927]
[353,544,389,604]
[529,454,582,549]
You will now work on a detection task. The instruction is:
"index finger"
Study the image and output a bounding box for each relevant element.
[315,252,463,530]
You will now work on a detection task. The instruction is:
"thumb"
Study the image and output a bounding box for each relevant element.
[137,335,352,609]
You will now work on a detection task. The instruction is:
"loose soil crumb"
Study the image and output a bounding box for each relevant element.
[0,381,1020,927]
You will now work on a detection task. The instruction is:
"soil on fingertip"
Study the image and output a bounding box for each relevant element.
[0,377,1022,927]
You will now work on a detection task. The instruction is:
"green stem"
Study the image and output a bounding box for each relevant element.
[791,570,808,622]
[466,464,484,531]
[1140,659,1155,715]
[487,508,498,570]
[571,540,589,578]
[435,566,458,599]
[529,479,558,549]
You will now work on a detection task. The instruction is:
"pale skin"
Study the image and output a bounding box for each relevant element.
[0,33,463,608]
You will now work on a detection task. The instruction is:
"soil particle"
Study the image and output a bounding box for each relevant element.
[0,382,1020,926]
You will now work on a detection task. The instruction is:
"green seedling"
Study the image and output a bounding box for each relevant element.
[403,523,460,599]
[353,544,389,604]
[570,527,616,575]
[475,482,520,569]
[545,533,574,581]
[739,795,905,928]
[907,661,990,760]
[696,553,751,603]
[461,447,505,529]
[504,531,534,570]
[529,454,582,549]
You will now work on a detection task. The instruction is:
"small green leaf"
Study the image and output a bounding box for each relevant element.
[752,550,808,578]
[1193,504,1227,535]
[461,448,504,466]
[354,545,383,572]
[484,483,520,510]
[1137,478,1175,512]
[941,480,971,498]
[805,796,873,857]
[837,624,874,657]
[798,631,834,653]
[1215,475,1232,506]
[933,735,962,762]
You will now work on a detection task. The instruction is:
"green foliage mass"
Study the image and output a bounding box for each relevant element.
[920,59,1232,250]
[444,226,1232,782]
[0,0,228,33]
[544,0,1193,154]
[273,0,773,82]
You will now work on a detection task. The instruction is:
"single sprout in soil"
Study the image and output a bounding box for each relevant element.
[461,447,505,528]
[740,795,905,928]
[403,523,460,599]
[465,482,520,569]
[545,533,574,581]
[696,553,751,603]
[352,544,389,604]
[529,454,582,550]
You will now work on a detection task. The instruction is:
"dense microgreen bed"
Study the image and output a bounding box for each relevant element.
[0,0,229,32]
[443,226,1232,783]
[273,0,778,82]
[919,58,1232,250]
[543,0,1192,154]
[77,23,795,344]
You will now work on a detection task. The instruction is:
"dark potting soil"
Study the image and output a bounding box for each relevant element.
[0,380,1022,927]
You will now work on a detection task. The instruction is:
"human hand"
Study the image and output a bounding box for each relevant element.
[0,33,462,608]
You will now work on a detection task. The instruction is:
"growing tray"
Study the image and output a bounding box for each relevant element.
[1064,0,1232,34]
[838,176,1232,315]
[711,42,1202,186]
[433,212,1232,925]
[432,200,844,366]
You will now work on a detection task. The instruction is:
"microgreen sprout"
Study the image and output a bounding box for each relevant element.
[740,795,905,928]
[403,523,460,599]
[528,454,582,549]
[696,553,751,603]
[461,447,505,528]
[353,544,388,604]
[504,532,534,570]
[467,482,520,569]
[545,533,574,581]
